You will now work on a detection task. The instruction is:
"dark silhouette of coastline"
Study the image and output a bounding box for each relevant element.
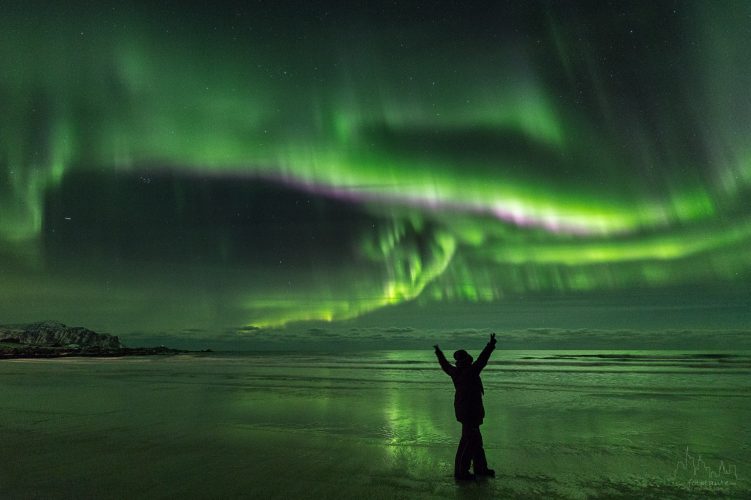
[0,344,201,360]
[0,321,210,359]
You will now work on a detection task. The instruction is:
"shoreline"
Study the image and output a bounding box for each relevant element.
[0,345,210,360]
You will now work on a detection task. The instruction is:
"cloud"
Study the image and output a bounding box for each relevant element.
[181,328,207,334]
[384,326,414,333]
[115,321,751,351]
[306,328,339,338]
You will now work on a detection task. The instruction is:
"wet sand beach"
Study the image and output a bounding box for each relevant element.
[1,350,748,499]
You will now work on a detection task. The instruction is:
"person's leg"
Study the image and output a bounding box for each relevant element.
[454,423,473,478]
[462,425,480,469]
[472,426,489,472]
[472,425,495,477]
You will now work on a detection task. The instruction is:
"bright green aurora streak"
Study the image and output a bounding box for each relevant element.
[1,1,750,332]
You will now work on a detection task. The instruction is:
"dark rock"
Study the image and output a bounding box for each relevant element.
[0,321,203,360]
[0,321,123,349]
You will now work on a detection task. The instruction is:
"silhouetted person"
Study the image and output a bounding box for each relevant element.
[434,333,497,481]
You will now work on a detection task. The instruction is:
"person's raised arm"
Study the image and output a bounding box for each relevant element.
[473,333,497,372]
[434,344,455,376]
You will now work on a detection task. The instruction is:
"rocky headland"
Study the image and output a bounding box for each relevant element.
[0,321,200,359]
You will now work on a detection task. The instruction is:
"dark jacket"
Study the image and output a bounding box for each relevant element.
[436,340,495,425]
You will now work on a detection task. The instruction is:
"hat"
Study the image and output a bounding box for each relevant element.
[453,349,470,362]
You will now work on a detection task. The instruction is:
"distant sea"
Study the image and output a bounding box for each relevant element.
[1,350,748,499]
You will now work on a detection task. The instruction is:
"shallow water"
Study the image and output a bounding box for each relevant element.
[1,350,749,499]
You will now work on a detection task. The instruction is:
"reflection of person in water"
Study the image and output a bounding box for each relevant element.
[434,333,497,481]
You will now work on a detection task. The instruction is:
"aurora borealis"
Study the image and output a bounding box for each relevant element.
[2,1,750,342]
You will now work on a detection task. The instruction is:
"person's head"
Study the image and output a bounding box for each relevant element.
[453,349,473,367]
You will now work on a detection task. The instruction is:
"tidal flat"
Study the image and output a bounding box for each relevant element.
[1,350,748,499]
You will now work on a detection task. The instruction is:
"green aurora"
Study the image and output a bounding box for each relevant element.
[1,1,750,339]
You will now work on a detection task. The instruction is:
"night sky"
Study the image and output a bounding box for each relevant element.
[1,1,750,347]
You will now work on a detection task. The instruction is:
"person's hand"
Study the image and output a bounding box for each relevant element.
[489,333,496,345]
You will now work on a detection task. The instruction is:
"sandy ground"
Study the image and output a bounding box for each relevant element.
[0,350,748,499]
